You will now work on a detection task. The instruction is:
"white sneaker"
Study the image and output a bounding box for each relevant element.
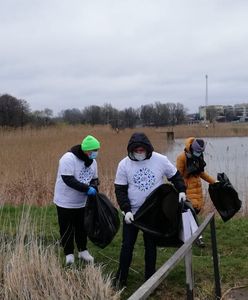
[65,254,75,265]
[78,250,94,263]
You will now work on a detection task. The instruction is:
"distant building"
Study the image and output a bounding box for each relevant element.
[234,103,248,121]
[186,113,200,124]
[199,103,248,122]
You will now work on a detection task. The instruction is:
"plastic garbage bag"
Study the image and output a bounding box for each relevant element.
[208,172,242,222]
[132,184,183,247]
[84,192,120,248]
[179,201,199,242]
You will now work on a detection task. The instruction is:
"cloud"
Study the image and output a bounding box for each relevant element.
[1,0,248,114]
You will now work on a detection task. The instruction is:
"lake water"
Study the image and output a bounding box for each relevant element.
[165,137,248,212]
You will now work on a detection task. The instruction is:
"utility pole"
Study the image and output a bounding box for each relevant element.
[205,74,208,122]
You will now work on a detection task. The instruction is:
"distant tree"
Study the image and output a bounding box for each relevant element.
[140,104,156,126]
[153,102,170,126]
[0,94,30,127]
[101,103,119,126]
[170,102,187,125]
[30,108,54,126]
[101,104,120,129]
[82,105,103,125]
[60,108,84,124]
[119,107,139,128]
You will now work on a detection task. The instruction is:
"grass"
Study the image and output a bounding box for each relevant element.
[0,205,247,299]
[0,205,121,300]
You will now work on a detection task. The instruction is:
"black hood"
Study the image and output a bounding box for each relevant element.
[127,132,154,160]
[70,145,93,167]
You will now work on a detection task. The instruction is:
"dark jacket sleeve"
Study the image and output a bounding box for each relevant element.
[115,184,131,213]
[168,170,186,193]
[62,175,89,192]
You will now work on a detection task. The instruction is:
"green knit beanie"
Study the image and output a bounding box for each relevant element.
[81,135,100,151]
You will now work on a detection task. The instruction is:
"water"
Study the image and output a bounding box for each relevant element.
[165,137,248,208]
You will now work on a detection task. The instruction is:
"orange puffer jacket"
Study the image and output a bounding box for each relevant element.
[176,137,215,211]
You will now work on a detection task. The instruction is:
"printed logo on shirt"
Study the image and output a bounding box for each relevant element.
[78,166,94,184]
[133,167,155,191]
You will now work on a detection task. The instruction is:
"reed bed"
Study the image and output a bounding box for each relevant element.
[0,125,168,206]
[0,209,120,300]
[0,123,247,211]
[166,122,248,138]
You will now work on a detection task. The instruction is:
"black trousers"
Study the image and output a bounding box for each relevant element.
[56,206,87,255]
[116,220,157,285]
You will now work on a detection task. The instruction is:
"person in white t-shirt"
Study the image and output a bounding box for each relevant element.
[53,135,100,265]
[114,132,186,287]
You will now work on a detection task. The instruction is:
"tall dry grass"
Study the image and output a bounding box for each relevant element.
[164,122,248,138]
[0,122,247,207]
[0,125,168,206]
[0,209,120,300]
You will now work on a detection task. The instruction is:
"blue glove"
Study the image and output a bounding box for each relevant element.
[87,187,97,196]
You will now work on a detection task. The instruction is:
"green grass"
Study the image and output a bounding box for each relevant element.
[0,205,247,299]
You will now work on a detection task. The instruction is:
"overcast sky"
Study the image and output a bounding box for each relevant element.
[1,0,248,115]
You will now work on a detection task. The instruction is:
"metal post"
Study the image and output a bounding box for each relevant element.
[185,247,194,300]
[210,218,221,299]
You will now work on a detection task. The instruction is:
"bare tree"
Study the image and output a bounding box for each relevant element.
[0,94,30,127]
[82,105,103,125]
[140,104,156,126]
[60,108,84,124]
[119,107,139,128]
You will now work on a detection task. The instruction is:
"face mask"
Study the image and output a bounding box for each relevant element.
[193,151,202,157]
[133,152,146,161]
[89,151,98,160]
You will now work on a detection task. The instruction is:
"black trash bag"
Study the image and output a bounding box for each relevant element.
[208,172,242,222]
[84,193,120,248]
[132,184,183,247]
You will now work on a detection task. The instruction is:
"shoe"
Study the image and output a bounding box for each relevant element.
[195,237,205,248]
[78,250,94,263]
[65,254,75,265]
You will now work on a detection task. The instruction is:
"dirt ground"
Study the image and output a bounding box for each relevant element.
[221,286,248,300]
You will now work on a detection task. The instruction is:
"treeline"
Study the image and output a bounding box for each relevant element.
[0,94,187,128]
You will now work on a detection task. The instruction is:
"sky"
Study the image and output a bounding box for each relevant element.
[0,0,248,115]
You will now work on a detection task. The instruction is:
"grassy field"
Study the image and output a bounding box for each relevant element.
[0,204,247,299]
[0,123,248,299]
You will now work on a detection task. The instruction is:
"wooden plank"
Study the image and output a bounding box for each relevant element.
[128,213,214,300]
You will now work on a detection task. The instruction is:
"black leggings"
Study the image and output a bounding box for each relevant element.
[56,206,87,255]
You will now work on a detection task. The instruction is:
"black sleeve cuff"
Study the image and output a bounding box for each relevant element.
[168,170,186,193]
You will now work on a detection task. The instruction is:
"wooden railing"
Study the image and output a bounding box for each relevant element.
[128,212,221,300]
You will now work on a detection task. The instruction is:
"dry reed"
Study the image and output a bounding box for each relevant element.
[0,125,168,206]
[0,123,247,211]
[0,209,120,300]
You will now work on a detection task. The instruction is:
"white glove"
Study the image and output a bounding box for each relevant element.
[179,192,186,203]
[124,212,134,224]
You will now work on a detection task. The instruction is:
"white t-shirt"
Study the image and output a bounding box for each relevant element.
[115,152,177,214]
[53,152,98,208]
